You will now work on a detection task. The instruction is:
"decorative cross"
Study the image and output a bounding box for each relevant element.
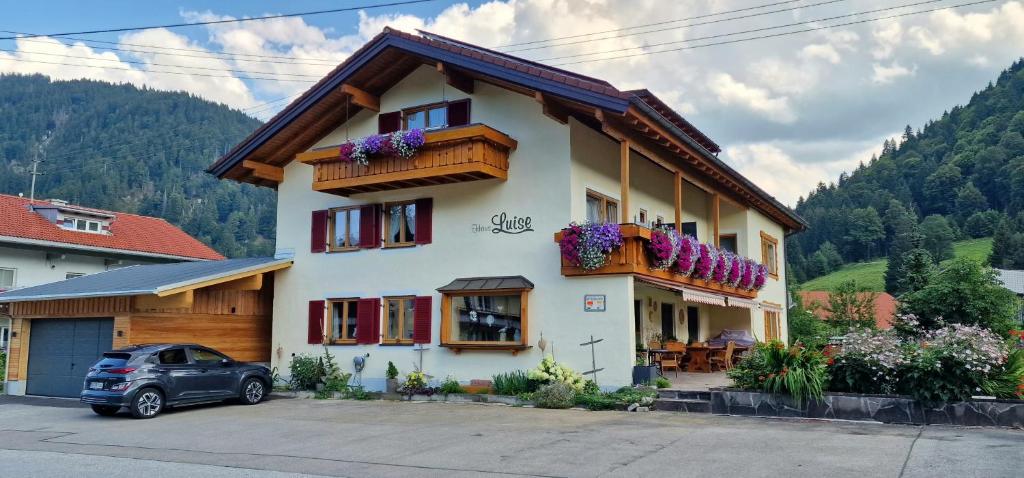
[579,335,605,388]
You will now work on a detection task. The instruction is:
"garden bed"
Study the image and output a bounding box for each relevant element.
[710,388,1024,428]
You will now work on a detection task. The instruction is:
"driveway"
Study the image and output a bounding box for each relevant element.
[0,395,1020,477]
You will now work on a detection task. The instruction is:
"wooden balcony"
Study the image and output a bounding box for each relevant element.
[296,124,517,196]
[553,224,758,299]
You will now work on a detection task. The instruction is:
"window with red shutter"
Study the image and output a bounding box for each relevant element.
[356,298,381,344]
[414,198,433,245]
[447,99,471,126]
[358,204,381,249]
[378,111,401,134]
[310,210,328,253]
[308,300,325,344]
[413,296,432,344]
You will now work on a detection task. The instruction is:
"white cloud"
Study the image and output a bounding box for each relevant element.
[799,44,841,64]
[872,61,915,84]
[708,72,796,123]
[871,21,903,59]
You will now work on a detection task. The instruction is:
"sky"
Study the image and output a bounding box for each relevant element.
[1,0,1022,206]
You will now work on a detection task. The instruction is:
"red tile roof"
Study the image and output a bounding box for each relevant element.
[0,194,223,261]
[799,291,898,330]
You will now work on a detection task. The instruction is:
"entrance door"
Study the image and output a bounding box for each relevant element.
[661,303,675,339]
[633,300,643,345]
[687,306,700,343]
[26,318,113,397]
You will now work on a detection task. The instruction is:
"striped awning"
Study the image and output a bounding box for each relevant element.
[726,297,757,309]
[681,288,727,307]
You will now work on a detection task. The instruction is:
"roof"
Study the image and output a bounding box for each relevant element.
[799,291,898,330]
[0,194,223,261]
[996,269,1024,295]
[207,27,805,231]
[0,257,291,302]
[437,276,535,292]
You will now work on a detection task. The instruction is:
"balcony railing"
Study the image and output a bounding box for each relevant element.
[553,224,759,299]
[296,124,517,196]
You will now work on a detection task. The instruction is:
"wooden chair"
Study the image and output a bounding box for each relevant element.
[665,341,687,369]
[709,341,736,371]
[658,353,681,377]
[647,340,661,350]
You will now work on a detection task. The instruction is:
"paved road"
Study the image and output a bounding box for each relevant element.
[0,395,1020,477]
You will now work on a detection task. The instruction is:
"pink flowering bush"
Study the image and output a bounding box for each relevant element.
[712,250,731,283]
[738,258,756,290]
[694,243,718,281]
[675,234,700,276]
[647,227,679,270]
[726,253,742,287]
[752,264,768,290]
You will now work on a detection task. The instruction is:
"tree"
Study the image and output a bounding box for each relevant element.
[820,280,878,330]
[841,207,885,261]
[899,258,1019,335]
[953,182,988,223]
[894,248,933,295]
[788,291,828,349]
[922,164,963,215]
[883,200,917,254]
[817,241,844,272]
[885,211,923,294]
[964,210,1001,238]
[989,217,1018,268]
[919,215,955,262]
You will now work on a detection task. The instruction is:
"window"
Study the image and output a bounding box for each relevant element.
[585,190,618,224]
[327,299,359,344]
[764,309,781,342]
[760,231,779,278]
[403,103,448,130]
[384,201,416,246]
[62,217,104,233]
[157,348,188,365]
[719,234,738,254]
[66,272,85,280]
[328,207,361,251]
[190,348,227,365]
[443,292,527,345]
[638,209,648,225]
[0,268,14,288]
[655,215,665,227]
[383,297,416,344]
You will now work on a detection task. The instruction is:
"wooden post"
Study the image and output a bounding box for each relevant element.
[712,193,721,247]
[620,140,630,224]
[674,171,683,231]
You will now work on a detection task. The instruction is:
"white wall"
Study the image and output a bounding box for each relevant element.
[0,245,143,288]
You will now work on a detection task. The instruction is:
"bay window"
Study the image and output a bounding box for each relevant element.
[438,276,533,352]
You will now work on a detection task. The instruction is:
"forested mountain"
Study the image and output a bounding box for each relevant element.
[0,74,275,257]
[789,58,1024,291]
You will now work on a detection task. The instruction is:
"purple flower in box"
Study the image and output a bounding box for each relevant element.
[727,254,742,287]
[338,142,356,162]
[739,258,755,290]
[675,234,700,276]
[695,243,717,281]
[713,249,732,283]
[753,264,768,290]
[647,227,679,270]
[558,222,623,271]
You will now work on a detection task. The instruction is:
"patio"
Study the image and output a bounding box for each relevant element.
[665,371,732,390]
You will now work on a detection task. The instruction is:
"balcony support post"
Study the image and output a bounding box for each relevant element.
[620,140,630,224]
[674,171,683,231]
[712,193,721,247]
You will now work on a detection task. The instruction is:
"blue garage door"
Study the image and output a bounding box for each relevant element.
[26,318,113,397]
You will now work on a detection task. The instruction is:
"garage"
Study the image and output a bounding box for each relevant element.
[0,257,291,397]
[26,318,113,397]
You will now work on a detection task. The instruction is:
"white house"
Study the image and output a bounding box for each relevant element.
[208,29,806,390]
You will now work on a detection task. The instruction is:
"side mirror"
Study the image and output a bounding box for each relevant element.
[220,358,233,366]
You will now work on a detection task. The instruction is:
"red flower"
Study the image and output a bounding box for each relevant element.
[827,358,835,366]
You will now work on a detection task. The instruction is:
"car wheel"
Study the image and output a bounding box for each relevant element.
[130,388,164,419]
[91,405,120,416]
[240,377,265,405]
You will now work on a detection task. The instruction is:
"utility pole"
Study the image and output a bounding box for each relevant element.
[29,157,44,202]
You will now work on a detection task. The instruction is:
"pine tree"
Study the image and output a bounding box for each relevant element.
[895,248,933,295]
[885,215,922,294]
[954,182,988,224]
[919,215,956,263]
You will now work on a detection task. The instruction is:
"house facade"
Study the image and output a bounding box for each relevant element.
[209,29,806,389]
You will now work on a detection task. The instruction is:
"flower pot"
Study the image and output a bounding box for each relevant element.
[632,365,660,385]
[386,378,399,394]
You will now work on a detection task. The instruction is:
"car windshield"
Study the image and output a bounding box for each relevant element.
[93,352,131,369]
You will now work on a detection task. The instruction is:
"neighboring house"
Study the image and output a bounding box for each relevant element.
[207,28,806,390]
[0,193,224,387]
[0,257,291,397]
[995,269,1024,325]
[799,291,897,330]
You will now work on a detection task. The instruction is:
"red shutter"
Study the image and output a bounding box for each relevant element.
[413,296,432,344]
[359,204,381,249]
[414,198,433,245]
[447,99,470,126]
[378,111,401,133]
[356,298,380,344]
[310,210,328,253]
[307,300,325,345]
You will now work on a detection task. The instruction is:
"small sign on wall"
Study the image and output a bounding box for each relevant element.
[584,294,606,312]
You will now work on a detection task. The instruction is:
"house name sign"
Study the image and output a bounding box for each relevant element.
[473,212,534,235]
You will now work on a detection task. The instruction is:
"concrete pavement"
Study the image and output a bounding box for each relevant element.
[0,395,1020,477]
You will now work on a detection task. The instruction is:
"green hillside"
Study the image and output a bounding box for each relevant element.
[799,237,993,292]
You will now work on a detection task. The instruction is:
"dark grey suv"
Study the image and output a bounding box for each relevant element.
[81,344,272,419]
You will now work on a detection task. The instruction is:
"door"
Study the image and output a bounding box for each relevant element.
[189,347,236,397]
[26,318,113,397]
[633,300,643,345]
[661,303,675,340]
[152,347,202,402]
[687,306,700,343]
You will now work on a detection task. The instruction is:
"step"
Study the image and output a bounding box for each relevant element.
[657,390,711,401]
[653,398,711,413]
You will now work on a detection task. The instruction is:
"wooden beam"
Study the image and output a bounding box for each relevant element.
[674,171,683,232]
[242,160,284,183]
[339,84,379,112]
[206,273,263,292]
[712,193,721,247]
[157,261,292,297]
[436,62,474,94]
[135,290,194,311]
[620,139,630,224]
[534,92,569,124]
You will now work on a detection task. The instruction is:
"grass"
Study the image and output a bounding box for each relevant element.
[799,237,993,292]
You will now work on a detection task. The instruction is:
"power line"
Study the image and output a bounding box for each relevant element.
[0,0,440,41]
[0,55,318,82]
[536,0,946,62]
[502,0,850,53]
[549,0,996,66]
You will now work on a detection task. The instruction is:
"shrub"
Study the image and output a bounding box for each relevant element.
[654,377,671,389]
[828,328,906,395]
[574,386,657,411]
[899,258,1019,335]
[439,376,465,395]
[897,323,1009,404]
[533,382,576,409]
[289,354,324,391]
[386,361,399,380]
[728,341,828,402]
[527,356,587,392]
[492,370,531,396]
[980,349,1024,399]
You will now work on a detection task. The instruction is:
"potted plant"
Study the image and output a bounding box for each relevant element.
[632,355,660,386]
[385,361,399,394]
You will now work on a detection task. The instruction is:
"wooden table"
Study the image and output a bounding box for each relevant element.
[686,345,722,373]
